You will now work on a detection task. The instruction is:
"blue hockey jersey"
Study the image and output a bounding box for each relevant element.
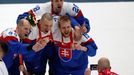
[48,33,97,75]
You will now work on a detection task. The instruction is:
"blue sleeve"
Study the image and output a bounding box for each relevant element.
[76,17,90,33]
[66,13,90,33]
[8,40,37,62]
[2,40,26,69]
[18,44,36,62]
[66,13,79,28]
[7,40,22,54]
[7,40,35,55]
[85,41,98,57]
[18,43,35,55]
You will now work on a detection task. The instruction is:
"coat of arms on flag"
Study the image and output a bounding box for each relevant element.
[58,47,72,62]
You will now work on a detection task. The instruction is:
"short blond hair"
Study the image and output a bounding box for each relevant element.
[58,15,71,28]
[41,13,53,22]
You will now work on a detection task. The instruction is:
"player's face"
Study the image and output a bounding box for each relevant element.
[52,0,64,14]
[18,20,31,39]
[59,21,72,38]
[40,19,53,34]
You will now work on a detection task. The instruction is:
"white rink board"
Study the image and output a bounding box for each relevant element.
[0,2,134,75]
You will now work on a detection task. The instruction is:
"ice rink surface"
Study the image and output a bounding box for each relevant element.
[0,2,134,75]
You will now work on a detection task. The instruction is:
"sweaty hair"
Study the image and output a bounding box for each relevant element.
[41,13,53,22]
[58,15,71,28]
[0,40,8,54]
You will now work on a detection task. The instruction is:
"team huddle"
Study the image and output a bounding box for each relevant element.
[0,0,98,75]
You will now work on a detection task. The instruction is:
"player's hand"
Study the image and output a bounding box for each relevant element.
[81,25,87,34]
[74,26,82,41]
[39,37,50,45]
[19,65,26,72]
[32,37,49,52]
[72,43,87,52]
[71,43,79,50]
[19,65,29,75]
[85,68,91,75]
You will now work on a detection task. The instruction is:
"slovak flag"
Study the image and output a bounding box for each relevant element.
[59,47,72,62]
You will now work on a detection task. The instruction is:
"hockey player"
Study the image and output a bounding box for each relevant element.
[1,18,31,75]
[17,11,85,74]
[50,0,90,34]
[20,13,54,75]
[48,15,97,75]
[0,40,9,75]
[18,0,90,41]
[0,15,47,75]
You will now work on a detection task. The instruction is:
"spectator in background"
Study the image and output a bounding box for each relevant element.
[98,57,118,75]
[85,57,118,75]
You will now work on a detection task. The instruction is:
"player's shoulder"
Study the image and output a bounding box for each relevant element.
[1,28,18,38]
[63,2,79,8]
[61,2,80,16]
[2,28,15,35]
[32,2,51,12]
[39,2,51,8]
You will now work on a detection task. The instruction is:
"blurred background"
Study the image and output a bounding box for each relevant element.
[0,0,134,75]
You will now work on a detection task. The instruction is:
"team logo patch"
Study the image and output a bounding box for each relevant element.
[58,47,72,62]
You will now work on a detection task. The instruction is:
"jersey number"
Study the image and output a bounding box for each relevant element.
[33,5,40,12]
[72,4,79,13]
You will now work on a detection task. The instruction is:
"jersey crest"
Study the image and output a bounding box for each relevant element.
[59,47,72,62]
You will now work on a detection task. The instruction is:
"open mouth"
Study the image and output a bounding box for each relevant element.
[57,6,61,10]
[65,31,69,35]
[44,30,49,33]
[58,6,61,8]
[25,34,28,37]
